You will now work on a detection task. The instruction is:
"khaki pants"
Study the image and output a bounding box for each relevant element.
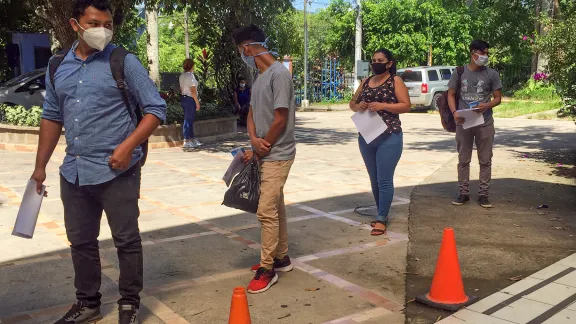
[456,123,495,196]
[257,159,294,270]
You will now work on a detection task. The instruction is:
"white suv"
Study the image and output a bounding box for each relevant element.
[397,66,455,110]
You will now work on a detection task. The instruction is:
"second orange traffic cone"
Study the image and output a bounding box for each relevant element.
[416,228,477,311]
[228,286,252,324]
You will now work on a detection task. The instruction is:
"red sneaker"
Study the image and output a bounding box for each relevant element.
[247,267,278,294]
[250,256,294,273]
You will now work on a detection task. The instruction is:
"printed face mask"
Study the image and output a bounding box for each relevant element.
[74,19,113,51]
[474,53,489,66]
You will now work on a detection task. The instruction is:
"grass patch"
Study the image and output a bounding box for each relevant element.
[493,100,563,118]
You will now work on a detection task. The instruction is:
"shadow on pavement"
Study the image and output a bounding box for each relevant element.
[406,176,576,324]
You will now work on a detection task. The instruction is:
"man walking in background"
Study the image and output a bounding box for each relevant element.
[448,40,503,208]
[30,1,166,323]
[233,24,296,294]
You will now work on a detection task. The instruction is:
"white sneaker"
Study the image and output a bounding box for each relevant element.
[193,139,203,147]
[183,141,197,149]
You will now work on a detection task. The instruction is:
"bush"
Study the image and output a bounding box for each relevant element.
[165,101,233,125]
[538,5,576,120]
[0,104,42,127]
[513,77,560,101]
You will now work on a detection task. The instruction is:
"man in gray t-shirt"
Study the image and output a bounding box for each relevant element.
[232,24,296,294]
[448,39,503,208]
[250,61,296,161]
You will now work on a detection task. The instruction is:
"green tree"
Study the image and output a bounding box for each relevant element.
[538,0,576,119]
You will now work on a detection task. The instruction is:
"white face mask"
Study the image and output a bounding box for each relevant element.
[74,19,113,51]
[474,53,489,66]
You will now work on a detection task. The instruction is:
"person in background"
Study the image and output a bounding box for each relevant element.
[30,0,166,323]
[233,24,296,294]
[233,77,251,125]
[179,58,202,149]
[448,40,502,208]
[349,48,411,236]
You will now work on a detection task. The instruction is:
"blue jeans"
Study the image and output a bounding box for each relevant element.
[358,132,403,224]
[180,96,197,140]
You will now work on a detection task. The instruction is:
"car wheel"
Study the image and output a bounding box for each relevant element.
[431,93,442,111]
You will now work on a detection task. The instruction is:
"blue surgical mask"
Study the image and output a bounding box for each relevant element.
[240,38,278,70]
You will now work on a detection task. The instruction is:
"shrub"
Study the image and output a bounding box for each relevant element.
[165,102,233,125]
[0,104,42,127]
[513,77,561,101]
[537,5,576,120]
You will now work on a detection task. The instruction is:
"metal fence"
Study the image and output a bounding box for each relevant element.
[294,57,353,106]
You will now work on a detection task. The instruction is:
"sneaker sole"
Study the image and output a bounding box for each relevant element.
[251,264,294,273]
[479,203,493,208]
[247,274,279,294]
[452,201,468,206]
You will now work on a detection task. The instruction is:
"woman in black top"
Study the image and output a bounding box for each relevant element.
[349,48,411,235]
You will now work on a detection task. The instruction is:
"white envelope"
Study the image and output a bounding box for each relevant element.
[12,179,45,239]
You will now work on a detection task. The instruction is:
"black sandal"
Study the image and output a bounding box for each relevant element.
[370,221,387,236]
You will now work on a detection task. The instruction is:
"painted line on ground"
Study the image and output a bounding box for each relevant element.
[483,267,576,315]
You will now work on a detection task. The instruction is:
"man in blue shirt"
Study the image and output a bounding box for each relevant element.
[30,1,166,323]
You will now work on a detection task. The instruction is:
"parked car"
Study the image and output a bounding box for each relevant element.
[397,66,455,110]
[0,68,47,109]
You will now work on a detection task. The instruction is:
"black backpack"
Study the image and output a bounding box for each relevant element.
[437,66,464,133]
[48,47,148,166]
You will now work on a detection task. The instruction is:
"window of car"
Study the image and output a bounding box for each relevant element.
[15,75,46,93]
[427,70,440,81]
[2,69,45,88]
[440,69,452,80]
[398,70,423,82]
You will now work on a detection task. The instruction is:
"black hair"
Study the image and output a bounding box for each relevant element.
[469,40,490,53]
[232,24,266,45]
[238,76,246,82]
[373,48,397,74]
[72,0,113,20]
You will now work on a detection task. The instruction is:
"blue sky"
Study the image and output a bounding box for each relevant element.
[292,0,355,12]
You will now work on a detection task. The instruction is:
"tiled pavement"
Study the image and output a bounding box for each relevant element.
[0,112,574,323]
[438,253,576,324]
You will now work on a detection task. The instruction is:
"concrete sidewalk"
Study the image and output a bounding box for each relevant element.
[0,112,573,324]
[0,113,456,324]
[438,253,576,324]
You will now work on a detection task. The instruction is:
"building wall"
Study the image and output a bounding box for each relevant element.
[11,33,51,75]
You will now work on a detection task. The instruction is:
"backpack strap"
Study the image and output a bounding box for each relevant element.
[109,47,142,124]
[454,66,465,109]
[49,47,71,89]
[109,47,149,167]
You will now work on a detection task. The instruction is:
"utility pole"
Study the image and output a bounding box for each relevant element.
[303,0,309,108]
[184,6,190,59]
[427,11,432,66]
[354,0,362,91]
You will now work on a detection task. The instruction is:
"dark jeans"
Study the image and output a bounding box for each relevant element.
[61,164,143,308]
[180,95,197,140]
[358,132,403,224]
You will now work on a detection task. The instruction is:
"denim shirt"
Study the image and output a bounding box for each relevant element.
[42,42,166,186]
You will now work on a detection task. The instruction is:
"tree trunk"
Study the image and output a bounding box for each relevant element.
[145,5,160,88]
[35,0,76,49]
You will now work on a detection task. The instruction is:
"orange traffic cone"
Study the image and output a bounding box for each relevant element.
[416,228,477,311]
[228,286,252,324]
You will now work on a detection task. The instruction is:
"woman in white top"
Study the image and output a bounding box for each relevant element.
[179,59,201,148]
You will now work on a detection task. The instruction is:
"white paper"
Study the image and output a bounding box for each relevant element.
[222,150,245,187]
[458,109,485,130]
[351,110,388,144]
[12,179,45,239]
